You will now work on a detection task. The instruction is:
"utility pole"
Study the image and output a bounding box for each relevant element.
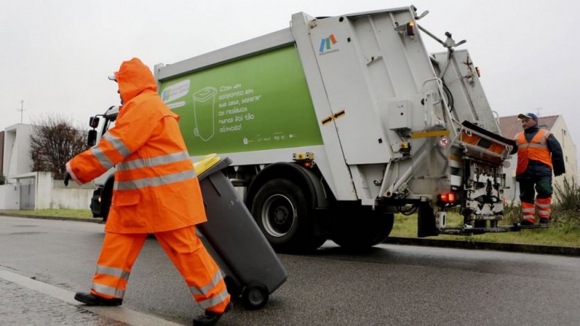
[18,100,24,123]
[536,107,542,117]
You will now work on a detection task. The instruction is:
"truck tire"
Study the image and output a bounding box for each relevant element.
[101,190,111,223]
[100,179,114,223]
[251,178,323,253]
[332,209,394,252]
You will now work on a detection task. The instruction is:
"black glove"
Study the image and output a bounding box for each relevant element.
[64,172,71,186]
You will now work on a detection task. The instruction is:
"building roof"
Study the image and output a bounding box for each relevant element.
[498,115,559,139]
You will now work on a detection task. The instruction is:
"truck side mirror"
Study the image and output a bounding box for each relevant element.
[87,129,97,147]
[89,116,100,128]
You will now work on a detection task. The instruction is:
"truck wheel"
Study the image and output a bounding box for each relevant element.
[101,194,111,223]
[101,182,113,223]
[251,178,322,253]
[332,209,394,252]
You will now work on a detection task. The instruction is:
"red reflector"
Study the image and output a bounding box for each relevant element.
[406,22,415,36]
[440,191,457,203]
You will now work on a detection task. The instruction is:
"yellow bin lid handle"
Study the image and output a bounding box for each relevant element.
[194,154,221,175]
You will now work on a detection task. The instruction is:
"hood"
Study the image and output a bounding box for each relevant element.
[114,58,157,103]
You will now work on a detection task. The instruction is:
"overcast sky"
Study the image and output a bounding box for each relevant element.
[2,0,580,160]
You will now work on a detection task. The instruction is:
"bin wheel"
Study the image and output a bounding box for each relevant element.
[241,282,269,310]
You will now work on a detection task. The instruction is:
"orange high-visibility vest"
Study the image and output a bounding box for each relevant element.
[515,129,553,175]
[68,58,206,233]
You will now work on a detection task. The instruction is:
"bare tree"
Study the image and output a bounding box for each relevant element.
[29,114,88,179]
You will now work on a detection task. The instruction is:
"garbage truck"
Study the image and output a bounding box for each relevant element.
[88,5,520,253]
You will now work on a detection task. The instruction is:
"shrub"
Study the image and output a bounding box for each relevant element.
[553,176,580,227]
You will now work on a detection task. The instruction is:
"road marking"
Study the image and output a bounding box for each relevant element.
[0,269,182,326]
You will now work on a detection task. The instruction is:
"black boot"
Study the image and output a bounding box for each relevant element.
[74,292,123,306]
[193,302,232,326]
[539,218,551,225]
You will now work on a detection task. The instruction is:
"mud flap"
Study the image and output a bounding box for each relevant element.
[417,202,438,237]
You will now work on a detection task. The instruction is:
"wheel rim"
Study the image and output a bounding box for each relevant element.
[247,287,266,306]
[261,194,296,238]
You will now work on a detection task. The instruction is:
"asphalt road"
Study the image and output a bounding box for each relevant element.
[1,215,580,325]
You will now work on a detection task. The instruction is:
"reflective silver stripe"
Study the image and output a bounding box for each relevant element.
[522,207,535,213]
[517,130,550,148]
[536,203,550,209]
[90,133,131,169]
[540,131,550,144]
[518,143,547,149]
[96,265,130,281]
[117,152,190,171]
[538,210,550,216]
[114,170,196,190]
[91,146,114,170]
[189,271,222,296]
[91,283,125,299]
[197,288,229,309]
[103,133,131,158]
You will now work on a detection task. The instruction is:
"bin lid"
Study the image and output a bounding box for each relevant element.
[194,154,221,175]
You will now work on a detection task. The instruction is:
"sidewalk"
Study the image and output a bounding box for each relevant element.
[0,269,182,326]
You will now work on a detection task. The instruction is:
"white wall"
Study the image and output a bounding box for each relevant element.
[0,172,95,210]
[50,188,94,210]
[0,184,20,210]
[36,172,52,209]
[39,172,96,209]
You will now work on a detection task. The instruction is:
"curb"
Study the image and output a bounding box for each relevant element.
[384,237,580,257]
[0,213,104,224]
[2,213,578,257]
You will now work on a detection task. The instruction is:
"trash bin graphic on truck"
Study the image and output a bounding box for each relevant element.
[192,87,217,141]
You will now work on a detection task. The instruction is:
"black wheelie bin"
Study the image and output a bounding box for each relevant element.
[194,154,288,310]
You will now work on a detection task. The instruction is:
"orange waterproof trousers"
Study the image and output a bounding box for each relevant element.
[89,226,230,313]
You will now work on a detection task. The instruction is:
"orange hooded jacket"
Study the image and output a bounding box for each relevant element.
[66,58,207,233]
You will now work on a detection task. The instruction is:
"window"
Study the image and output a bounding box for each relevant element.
[562,129,566,147]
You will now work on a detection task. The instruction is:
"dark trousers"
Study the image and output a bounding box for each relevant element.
[518,175,553,203]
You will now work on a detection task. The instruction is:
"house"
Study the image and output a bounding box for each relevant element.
[1,124,35,209]
[1,124,95,210]
[3,124,34,179]
[498,115,578,204]
[0,131,4,176]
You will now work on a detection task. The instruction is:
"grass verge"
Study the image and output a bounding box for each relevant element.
[1,209,94,219]
[391,213,580,248]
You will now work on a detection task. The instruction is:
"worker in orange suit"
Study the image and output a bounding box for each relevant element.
[514,113,565,226]
[64,58,231,326]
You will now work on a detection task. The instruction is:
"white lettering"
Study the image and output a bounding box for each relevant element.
[218,91,244,100]
[220,124,242,132]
